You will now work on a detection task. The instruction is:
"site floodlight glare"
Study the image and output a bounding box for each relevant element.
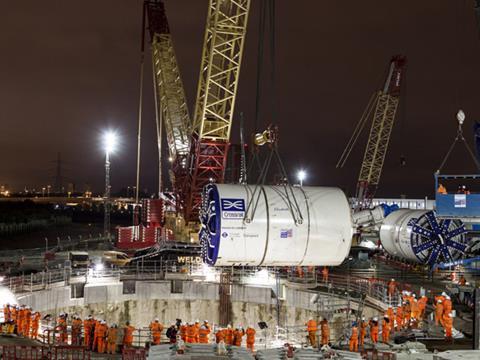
[297,170,307,186]
[103,131,118,155]
[95,263,104,272]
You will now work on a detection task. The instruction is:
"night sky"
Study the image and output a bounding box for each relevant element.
[1,0,480,199]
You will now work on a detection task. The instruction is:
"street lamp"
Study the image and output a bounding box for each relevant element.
[297,170,307,187]
[103,131,118,241]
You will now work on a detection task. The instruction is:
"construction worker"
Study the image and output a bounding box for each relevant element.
[31,311,41,339]
[320,318,329,346]
[382,316,391,343]
[186,322,196,343]
[150,318,163,345]
[322,266,329,283]
[198,324,210,343]
[246,326,256,352]
[93,318,101,351]
[443,312,453,340]
[369,317,379,344]
[215,328,225,344]
[225,325,234,345]
[437,183,447,194]
[418,296,428,320]
[98,320,109,353]
[435,300,444,326]
[359,317,367,348]
[233,327,244,346]
[24,307,32,336]
[84,315,94,349]
[194,320,201,343]
[56,313,68,344]
[107,324,118,354]
[17,306,25,336]
[443,295,453,318]
[349,322,359,352]
[411,299,420,323]
[396,306,403,330]
[203,320,211,332]
[387,279,396,297]
[72,315,83,345]
[386,307,394,324]
[306,317,317,347]
[403,301,411,327]
[123,321,135,348]
[180,322,187,342]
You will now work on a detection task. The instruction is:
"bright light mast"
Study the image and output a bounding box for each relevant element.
[103,131,117,240]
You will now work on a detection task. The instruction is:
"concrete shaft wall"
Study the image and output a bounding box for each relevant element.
[16,280,379,342]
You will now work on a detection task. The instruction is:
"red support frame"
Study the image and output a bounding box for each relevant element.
[185,139,229,221]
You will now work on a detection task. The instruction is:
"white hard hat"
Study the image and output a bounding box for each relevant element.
[227,325,231,328]
[155,318,159,321]
[442,292,447,296]
[412,294,416,298]
[88,315,92,319]
[391,278,395,281]
[384,315,389,318]
[362,317,365,320]
[449,313,453,318]
[445,295,451,300]
[438,300,443,303]
[204,320,209,323]
[196,319,200,323]
[373,317,378,321]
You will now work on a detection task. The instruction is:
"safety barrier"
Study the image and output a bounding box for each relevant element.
[1,345,91,360]
[122,348,147,360]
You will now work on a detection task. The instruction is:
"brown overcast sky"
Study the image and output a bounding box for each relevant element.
[1,0,480,198]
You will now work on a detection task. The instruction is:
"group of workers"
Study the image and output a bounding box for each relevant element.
[1,304,41,338]
[305,317,330,348]
[437,183,471,195]
[175,321,256,351]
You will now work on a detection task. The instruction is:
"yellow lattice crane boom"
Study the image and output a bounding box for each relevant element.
[185,0,251,220]
[146,0,191,191]
[337,55,407,210]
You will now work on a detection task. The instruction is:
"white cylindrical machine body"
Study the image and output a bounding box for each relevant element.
[379,209,427,263]
[200,184,353,266]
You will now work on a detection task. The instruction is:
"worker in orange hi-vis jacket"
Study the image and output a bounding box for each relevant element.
[388,279,396,297]
[306,318,317,347]
[246,326,256,351]
[382,316,391,343]
[107,324,118,354]
[418,296,428,319]
[395,306,403,330]
[320,318,330,346]
[369,318,379,344]
[186,323,196,343]
[96,320,108,353]
[215,328,224,343]
[443,313,453,340]
[149,318,163,345]
[224,325,234,345]
[83,315,95,349]
[435,300,444,326]
[123,321,135,348]
[349,322,359,352]
[17,306,26,336]
[359,318,367,348]
[410,299,420,322]
[198,325,210,343]
[443,296,453,317]
[386,307,394,324]
[23,307,32,336]
[31,311,41,339]
[71,315,83,345]
[233,327,245,346]
[180,323,187,342]
[56,313,68,344]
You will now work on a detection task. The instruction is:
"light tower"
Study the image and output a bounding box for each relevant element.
[103,131,117,241]
[297,170,306,187]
